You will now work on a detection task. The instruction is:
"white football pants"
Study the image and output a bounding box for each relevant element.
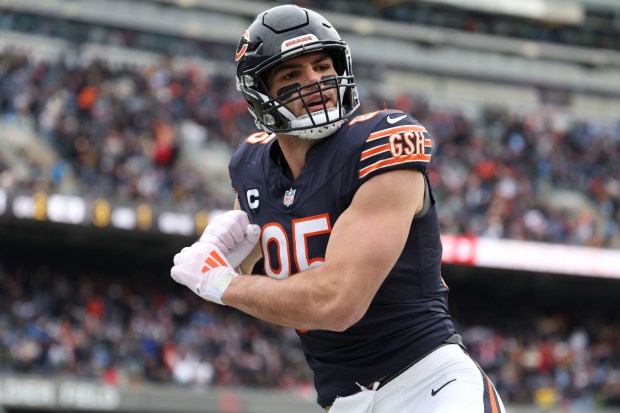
[328,344,506,413]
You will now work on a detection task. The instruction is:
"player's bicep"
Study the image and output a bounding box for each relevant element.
[323,169,425,313]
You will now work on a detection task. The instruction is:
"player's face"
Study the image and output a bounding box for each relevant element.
[266,52,338,117]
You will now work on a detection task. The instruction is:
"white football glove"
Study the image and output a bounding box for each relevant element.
[171,242,237,305]
[200,210,261,268]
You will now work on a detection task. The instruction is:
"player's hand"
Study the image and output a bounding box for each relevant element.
[200,210,261,268]
[171,242,237,305]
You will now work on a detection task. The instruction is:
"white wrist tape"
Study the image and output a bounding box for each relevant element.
[196,267,237,305]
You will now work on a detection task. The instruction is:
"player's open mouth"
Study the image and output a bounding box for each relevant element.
[306,97,332,112]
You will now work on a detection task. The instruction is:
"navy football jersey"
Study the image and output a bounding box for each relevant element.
[229,109,455,407]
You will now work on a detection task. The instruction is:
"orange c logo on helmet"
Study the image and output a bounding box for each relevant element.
[235,30,250,62]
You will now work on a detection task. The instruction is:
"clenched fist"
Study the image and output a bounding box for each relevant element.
[171,242,237,305]
[200,210,260,268]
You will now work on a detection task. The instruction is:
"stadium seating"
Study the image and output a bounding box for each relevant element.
[1,48,617,247]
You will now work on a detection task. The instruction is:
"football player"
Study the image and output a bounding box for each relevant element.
[172,5,506,412]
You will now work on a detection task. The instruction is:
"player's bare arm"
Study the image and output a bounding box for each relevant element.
[222,169,425,331]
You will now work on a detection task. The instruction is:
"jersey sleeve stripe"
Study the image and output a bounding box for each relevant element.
[359,154,431,179]
[367,124,428,142]
[360,143,391,160]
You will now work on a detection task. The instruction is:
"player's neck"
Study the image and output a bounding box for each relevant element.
[276,135,317,179]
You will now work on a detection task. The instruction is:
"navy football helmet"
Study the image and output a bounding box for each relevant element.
[235,5,360,140]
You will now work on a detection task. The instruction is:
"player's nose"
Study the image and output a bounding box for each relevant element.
[302,66,322,87]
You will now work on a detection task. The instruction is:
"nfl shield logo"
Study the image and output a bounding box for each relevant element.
[283,188,296,207]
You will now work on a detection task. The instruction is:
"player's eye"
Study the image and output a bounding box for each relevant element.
[280,71,297,81]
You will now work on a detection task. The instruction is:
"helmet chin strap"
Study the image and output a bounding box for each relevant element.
[293,122,345,140]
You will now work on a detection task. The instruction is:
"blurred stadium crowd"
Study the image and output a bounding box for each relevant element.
[1,49,618,247]
[1,1,620,411]
[0,51,238,211]
[1,256,619,410]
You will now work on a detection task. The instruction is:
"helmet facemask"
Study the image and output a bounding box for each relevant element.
[255,67,356,140]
